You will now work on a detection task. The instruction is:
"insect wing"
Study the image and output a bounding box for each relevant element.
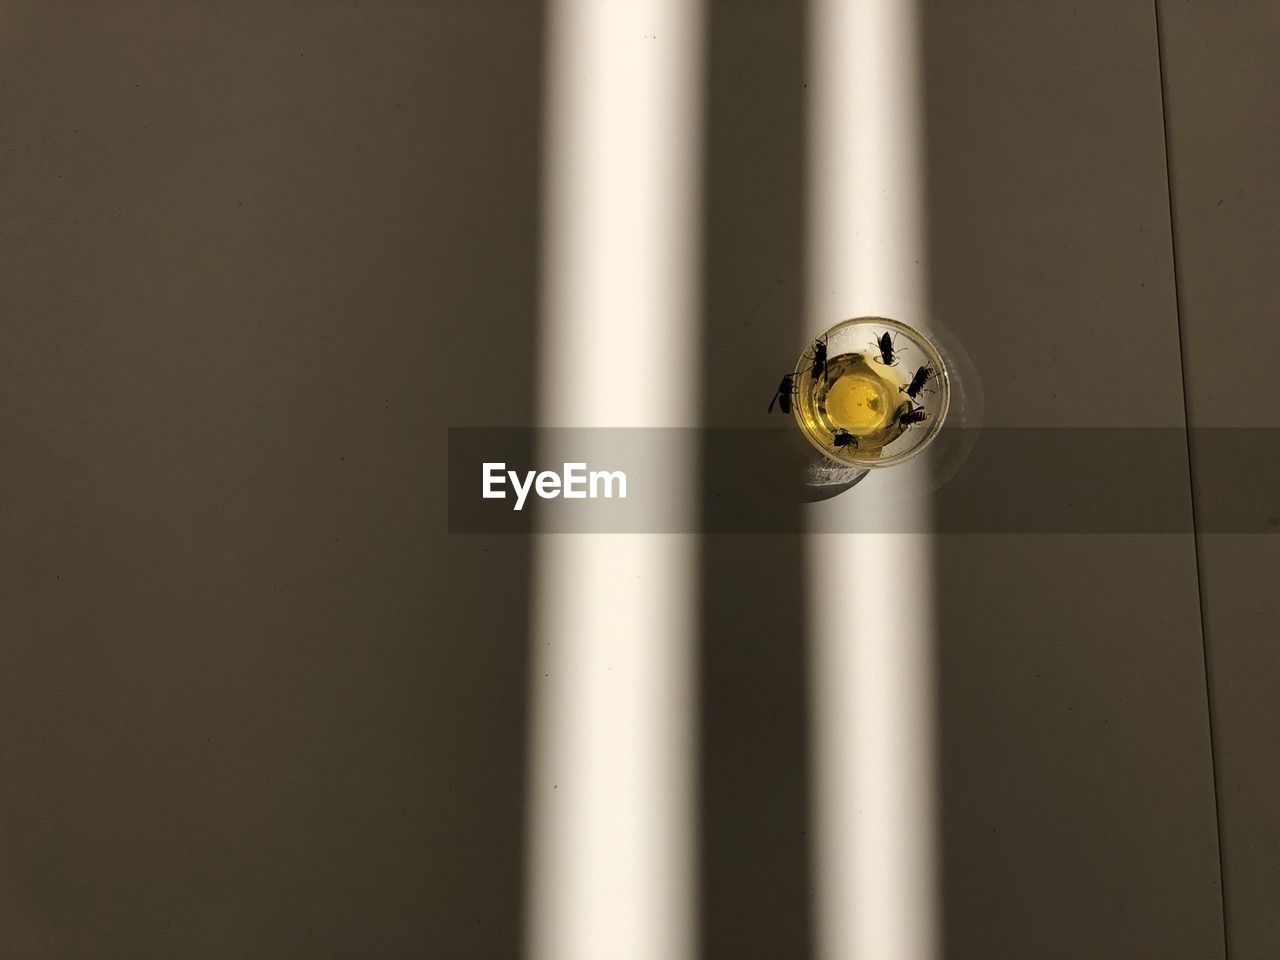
[768,376,792,413]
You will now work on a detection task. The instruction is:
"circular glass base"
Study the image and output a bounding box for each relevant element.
[800,456,869,502]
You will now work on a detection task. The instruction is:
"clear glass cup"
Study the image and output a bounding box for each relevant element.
[792,316,950,468]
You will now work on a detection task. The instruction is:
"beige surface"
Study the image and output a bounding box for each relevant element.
[1160,1,1280,956]
[922,0,1224,955]
[0,0,1269,957]
[0,3,541,956]
[698,0,813,957]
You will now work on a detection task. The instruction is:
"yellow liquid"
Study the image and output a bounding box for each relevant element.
[796,352,917,458]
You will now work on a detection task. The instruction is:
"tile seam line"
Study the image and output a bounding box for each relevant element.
[1152,1,1231,957]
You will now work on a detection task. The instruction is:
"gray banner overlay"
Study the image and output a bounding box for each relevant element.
[448,428,1280,533]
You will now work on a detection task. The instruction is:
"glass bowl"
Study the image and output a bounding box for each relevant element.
[791,316,950,468]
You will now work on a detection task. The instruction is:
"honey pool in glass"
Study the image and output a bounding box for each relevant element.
[793,316,950,468]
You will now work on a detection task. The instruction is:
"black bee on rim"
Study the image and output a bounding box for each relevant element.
[808,333,830,382]
[768,374,800,414]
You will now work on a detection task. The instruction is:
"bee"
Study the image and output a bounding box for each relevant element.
[899,406,928,426]
[768,374,800,414]
[870,330,904,366]
[832,429,859,454]
[900,363,935,400]
[808,334,829,382]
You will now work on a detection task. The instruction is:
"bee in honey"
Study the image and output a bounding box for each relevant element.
[832,429,859,454]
